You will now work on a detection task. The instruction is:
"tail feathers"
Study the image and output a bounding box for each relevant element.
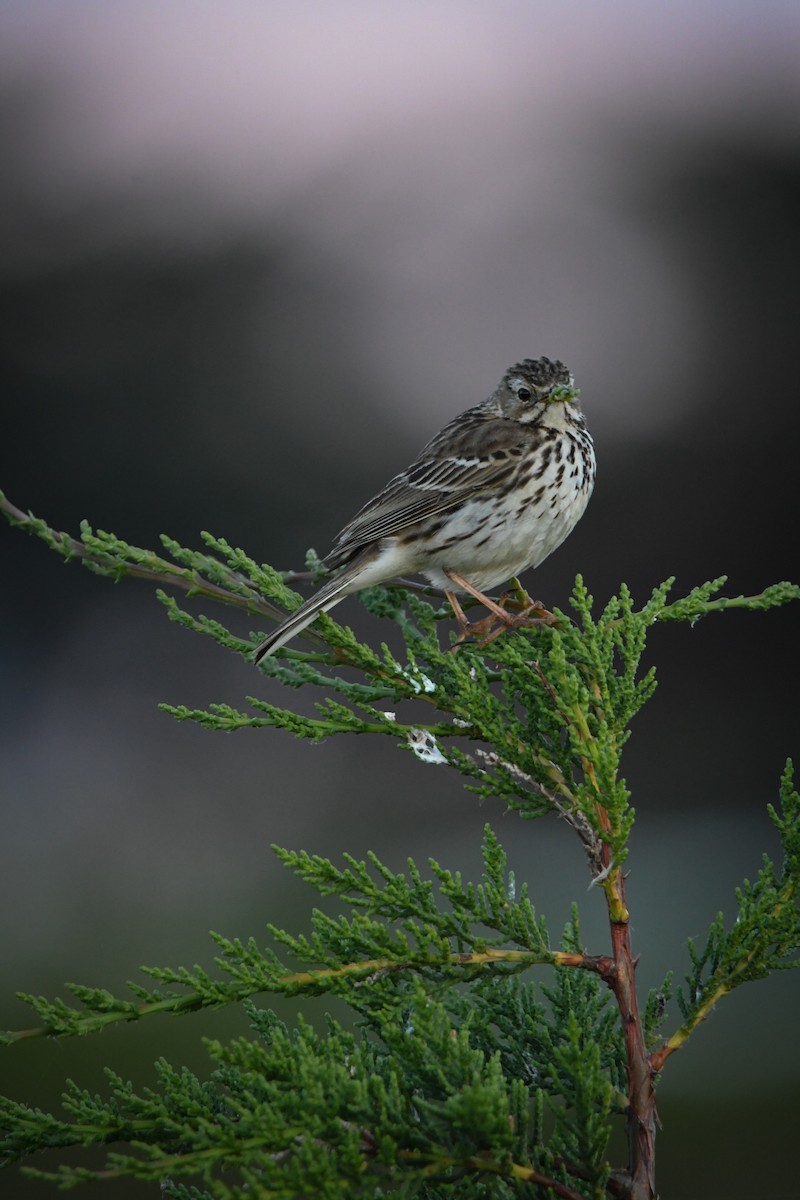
[253,575,351,663]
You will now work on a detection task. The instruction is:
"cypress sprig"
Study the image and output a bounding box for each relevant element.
[651,762,800,1071]
[1,829,587,1046]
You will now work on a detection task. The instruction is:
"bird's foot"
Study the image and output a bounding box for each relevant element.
[444,573,557,649]
[460,600,558,649]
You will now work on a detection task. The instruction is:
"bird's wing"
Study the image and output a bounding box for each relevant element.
[325,413,536,565]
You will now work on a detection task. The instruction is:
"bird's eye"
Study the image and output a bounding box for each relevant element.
[517,386,531,400]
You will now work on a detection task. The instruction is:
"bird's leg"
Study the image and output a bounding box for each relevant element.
[444,589,482,640]
[444,588,517,645]
[445,570,557,647]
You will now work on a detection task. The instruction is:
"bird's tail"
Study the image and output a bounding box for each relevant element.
[253,573,353,663]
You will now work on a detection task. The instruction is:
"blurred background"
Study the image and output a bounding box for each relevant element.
[1,2,798,1195]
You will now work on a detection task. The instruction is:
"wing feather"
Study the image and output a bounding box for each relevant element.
[325,412,534,567]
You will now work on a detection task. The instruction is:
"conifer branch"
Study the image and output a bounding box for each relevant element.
[11,823,574,1049]
[650,763,800,1073]
[8,943,590,1044]
[2,493,797,648]
[0,491,285,622]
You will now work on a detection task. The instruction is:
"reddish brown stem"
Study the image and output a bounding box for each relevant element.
[606,877,657,1200]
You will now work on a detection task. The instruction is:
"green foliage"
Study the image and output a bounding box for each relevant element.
[1,491,799,1198]
[1,830,565,1046]
[3,993,549,1196]
[654,763,800,1063]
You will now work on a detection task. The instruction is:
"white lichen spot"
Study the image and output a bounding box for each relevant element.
[404,668,436,694]
[407,728,447,765]
[390,659,437,694]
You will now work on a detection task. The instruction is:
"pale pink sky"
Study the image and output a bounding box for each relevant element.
[2,1,799,437]
[3,2,798,210]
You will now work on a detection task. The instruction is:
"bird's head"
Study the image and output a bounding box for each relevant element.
[492,356,580,423]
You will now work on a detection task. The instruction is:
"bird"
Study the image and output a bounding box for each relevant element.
[253,356,595,662]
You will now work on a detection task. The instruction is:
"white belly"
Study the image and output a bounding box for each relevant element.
[420,481,593,592]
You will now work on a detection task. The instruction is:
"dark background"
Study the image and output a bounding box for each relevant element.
[1,4,798,1196]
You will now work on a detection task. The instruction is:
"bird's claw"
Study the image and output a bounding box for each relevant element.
[449,589,557,650]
